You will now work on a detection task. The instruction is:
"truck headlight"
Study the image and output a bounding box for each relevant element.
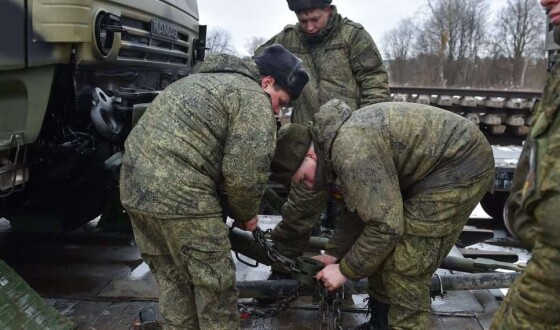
[94,12,122,56]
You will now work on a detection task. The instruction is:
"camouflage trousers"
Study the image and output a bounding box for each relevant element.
[365,175,492,330]
[490,192,560,330]
[127,209,239,330]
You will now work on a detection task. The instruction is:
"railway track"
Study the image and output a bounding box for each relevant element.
[389,86,542,146]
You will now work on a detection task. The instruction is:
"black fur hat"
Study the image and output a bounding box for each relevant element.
[286,0,332,12]
[254,44,309,100]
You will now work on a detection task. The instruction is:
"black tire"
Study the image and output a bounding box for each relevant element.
[480,191,509,222]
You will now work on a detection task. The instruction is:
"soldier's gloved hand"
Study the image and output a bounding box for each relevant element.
[312,254,338,266]
[234,215,258,232]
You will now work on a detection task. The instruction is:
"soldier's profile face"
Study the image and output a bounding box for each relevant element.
[292,154,317,189]
[264,83,291,115]
[296,7,332,35]
[542,0,560,25]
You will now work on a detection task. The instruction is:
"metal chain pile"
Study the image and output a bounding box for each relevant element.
[241,226,346,329]
[238,227,305,321]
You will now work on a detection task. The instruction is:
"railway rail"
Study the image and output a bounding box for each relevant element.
[389,86,542,146]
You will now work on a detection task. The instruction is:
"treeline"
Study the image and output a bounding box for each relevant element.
[382,0,548,90]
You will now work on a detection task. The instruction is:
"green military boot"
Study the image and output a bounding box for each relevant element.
[348,297,389,330]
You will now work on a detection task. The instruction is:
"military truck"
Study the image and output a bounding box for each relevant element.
[0,0,206,232]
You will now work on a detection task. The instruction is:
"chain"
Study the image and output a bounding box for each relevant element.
[252,227,302,274]
[248,227,346,328]
[332,286,344,330]
[316,284,345,330]
[319,285,330,329]
[239,283,302,320]
[238,227,305,321]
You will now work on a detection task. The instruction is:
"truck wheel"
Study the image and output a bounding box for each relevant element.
[480,192,509,223]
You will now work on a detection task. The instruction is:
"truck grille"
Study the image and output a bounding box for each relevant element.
[119,16,190,66]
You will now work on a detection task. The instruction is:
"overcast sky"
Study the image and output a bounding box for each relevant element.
[198,0,515,56]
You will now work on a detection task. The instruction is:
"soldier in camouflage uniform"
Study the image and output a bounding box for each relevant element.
[490,1,560,328]
[119,45,308,330]
[270,100,495,329]
[256,0,391,273]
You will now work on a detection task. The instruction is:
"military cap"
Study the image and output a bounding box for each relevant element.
[270,123,329,191]
[254,44,309,100]
[286,0,332,12]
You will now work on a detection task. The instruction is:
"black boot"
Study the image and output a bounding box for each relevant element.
[347,297,389,330]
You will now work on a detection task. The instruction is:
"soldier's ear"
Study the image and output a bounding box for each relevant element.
[261,76,275,89]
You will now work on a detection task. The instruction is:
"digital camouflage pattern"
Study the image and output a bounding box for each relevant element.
[129,210,238,330]
[315,100,495,328]
[258,5,390,261]
[256,6,390,125]
[120,53,277,329]
[491,37,560,329]
[120,53,276,222]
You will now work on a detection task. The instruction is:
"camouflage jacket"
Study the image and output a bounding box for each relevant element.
[120,54,276,221]
[314,100,494,280]
[256,6,390,124]
[505,45,560,248]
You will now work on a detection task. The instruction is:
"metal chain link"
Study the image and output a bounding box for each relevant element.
[237,227,306,320]
[247,227,346,328]
[238,283,302,320]
[319,285,330,329]
[252,227,302,274]
[331,286,344,330]
[316,284,345,330]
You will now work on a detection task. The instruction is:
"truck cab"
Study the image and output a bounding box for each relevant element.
[0,0,205,231]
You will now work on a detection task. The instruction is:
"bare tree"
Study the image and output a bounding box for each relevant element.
[382,19,417,85]
[459,0,488,84]
[493,0,545,87]
[374,0,546,89]
[206,28,236,54]
[420,0,489,86]
[244,37,267,56]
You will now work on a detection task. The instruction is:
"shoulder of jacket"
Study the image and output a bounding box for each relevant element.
[341,18,365,31]
[282,24,297,32]
[274,25,303,47]
[333,18,367,44]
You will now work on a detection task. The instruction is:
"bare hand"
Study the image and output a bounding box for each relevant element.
[234,215,258,232]
[316,264,348,292]
[312,254,338,266]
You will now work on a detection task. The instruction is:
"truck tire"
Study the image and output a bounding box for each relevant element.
[480,191,509,223]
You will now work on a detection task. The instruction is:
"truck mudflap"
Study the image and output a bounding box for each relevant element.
[0,260,76,330]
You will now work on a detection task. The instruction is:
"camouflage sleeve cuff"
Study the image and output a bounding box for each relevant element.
[339,258,361,280]
[324,242,344,260]
[228,195,260,222]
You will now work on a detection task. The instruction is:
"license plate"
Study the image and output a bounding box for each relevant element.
[151,19,179,41]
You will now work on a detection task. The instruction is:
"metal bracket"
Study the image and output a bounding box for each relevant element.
[234,251,260,268]
[0,133,27,197]
[293,256,324,287]
[432,273,445,299]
